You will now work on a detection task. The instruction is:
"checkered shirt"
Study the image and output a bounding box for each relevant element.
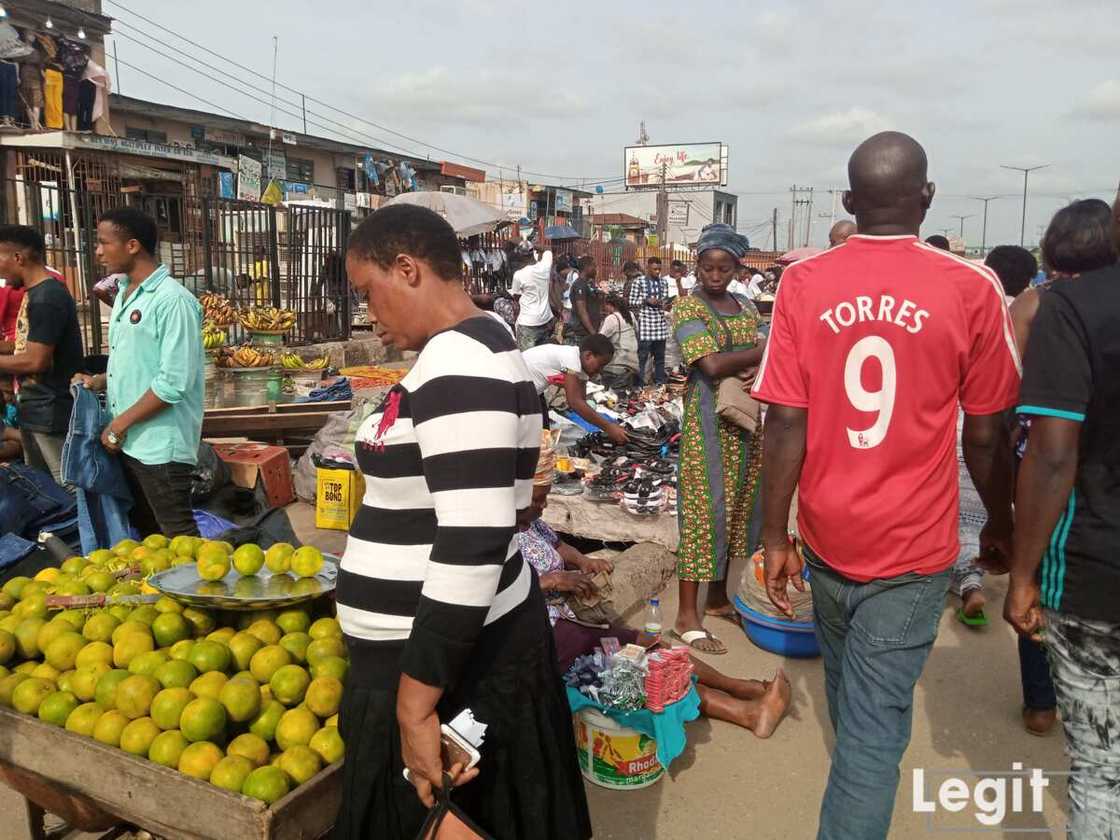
[628,275,671,341]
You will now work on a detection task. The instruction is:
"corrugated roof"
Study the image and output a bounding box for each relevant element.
[588,213,649,227]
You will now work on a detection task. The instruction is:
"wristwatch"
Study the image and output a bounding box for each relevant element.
[107,429,121,446]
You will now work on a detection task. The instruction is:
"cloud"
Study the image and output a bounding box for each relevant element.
[363,66,591,128]
[1072,80,1120,121]
[786,108,892,147]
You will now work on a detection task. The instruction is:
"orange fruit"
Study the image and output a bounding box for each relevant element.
[128,650,170,677]
[65,701,105,736]
[249,699,285,742]
[290,547,323,579]
[241,766,290,803]
[305,637,346,667]
[249,645,292,683]
[189,671,228,701]
[178,741,224,780]
[275,609,311,635]
[227,732,270,767]
[264,543,294,574]
[246,619,282,647]
[120,716,161,755]
[112,633,154,669]
[92,709,130,746]
[115,674,161,719]
[309,726,345,764]
[277,744,322,785]
[81,613,120,644]
[70,663,111,702]
[219,678,261,723]
[211,755,255,792]
[311,656,349,682]
[154,659,198,690]
[275,707,319,751]
[279,632,311,664]
[181,608,216,637]
[304,676,343,719]
[227,632,263,672]
[150,687,194,731]
[232,544,265,576]
[12,677,55,715]
[151,613,191,648]
[38,690,80,726]
[149,729,190,768]
[189,640,232,674]
[308,618,342,641]
[269,665,310,706]
[44,632,86,672]
[180,696,227,743]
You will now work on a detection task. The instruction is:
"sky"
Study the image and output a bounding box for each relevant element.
[99,0,1120,249]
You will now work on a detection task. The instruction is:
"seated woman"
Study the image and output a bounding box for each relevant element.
[519,437,791,738]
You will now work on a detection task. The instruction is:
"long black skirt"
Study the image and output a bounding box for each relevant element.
[336,580,592,840]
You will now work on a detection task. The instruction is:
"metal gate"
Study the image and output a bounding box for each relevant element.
[0,153,353,354]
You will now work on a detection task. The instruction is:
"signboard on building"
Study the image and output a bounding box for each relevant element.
[218,171,235,199]
[624,142,728,190]
[281,132,297,145]
[668,202,690,225]
[263,149,287,180]
[72,133,238,170]
[205,127,246,147]
[237,155,262,201]
[554,189,572,214]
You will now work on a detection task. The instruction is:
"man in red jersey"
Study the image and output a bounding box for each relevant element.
[752,132,1020,840]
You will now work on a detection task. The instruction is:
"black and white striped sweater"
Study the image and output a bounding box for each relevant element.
[336,316,542,689]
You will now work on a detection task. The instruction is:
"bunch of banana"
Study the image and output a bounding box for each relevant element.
[201,322,227,350]
[280,353,328,370]
[228,346,275,368]
[240,305,296,332]
[200,292,238,326]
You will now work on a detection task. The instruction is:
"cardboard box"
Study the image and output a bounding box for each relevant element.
[211,443,295,509]
[315,466,364,531]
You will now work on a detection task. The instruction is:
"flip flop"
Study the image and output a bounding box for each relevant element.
[669,628,727,655]
[956,607,989,627]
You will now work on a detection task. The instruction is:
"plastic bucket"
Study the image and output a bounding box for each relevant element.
[573,708,663,790]
[288,369,323,398]
[230,367,280,406]
[248,330,286,347]
[733,595,820,658]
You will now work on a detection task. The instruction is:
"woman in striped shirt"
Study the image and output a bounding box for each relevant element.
[335,205,591,840]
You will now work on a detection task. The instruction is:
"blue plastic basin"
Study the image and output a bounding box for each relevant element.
[732,595,820,658]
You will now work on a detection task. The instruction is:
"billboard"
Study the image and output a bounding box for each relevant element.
[625,142,727,190]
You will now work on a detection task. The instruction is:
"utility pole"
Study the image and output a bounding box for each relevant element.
[655,162,669,244]
[951,214,975,240]
[1001,164,1050,247]
[803,187,814,247]
[771,207,778,251]
[788,186,796,250]
[301,93,307,135]
[970,196,999,257]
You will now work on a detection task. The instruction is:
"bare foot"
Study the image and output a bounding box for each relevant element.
[962,588,986,619]
[722,677,768,701]
[752,669,791,739]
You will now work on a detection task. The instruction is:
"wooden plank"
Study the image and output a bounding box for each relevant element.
[202,412,336,436]
[0,708,340,840]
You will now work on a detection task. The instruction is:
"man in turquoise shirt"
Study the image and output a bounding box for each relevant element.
[76,207,203,537]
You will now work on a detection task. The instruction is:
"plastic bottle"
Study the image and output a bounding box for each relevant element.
[643,598,662,639]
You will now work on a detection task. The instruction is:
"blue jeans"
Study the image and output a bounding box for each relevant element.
[637,339,667,385]
[1044,610,1120,838]
[804,546,950,840]
[1020,634,1057,711]
[61,385,133,553]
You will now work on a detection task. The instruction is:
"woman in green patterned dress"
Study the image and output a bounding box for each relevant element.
[670,224,766,654]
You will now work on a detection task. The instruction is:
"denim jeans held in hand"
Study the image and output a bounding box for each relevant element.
[61,384,133,553]
[804,546,950,840]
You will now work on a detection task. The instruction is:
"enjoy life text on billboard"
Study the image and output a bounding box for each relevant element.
[624,143,728,190]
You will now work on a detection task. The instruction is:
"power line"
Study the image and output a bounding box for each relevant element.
[104,0,618,183]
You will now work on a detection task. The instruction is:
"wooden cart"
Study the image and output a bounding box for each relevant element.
[0,707,341,840]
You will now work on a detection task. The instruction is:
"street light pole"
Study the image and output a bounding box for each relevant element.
[1001,164,1050,247]
[970,196,999,257]
[951,214,975,241]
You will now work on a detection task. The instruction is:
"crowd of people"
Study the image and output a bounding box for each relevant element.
[0,207,204,539]
[336,134,1118,839]
[0,129,1116,839]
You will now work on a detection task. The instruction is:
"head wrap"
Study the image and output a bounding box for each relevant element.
[534,429,556,486]
[696,223,750,260]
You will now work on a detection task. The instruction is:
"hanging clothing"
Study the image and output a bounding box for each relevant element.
[17,49,43,111]
[43,67,63,128]
[76,79,94,130]
[81,59,110,125]
[0,61,17,120]
[62,74,80,116]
